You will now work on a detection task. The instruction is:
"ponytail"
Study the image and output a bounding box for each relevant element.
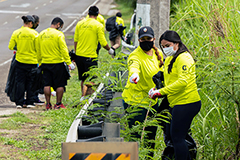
[153,45,164,68]
[21,16,28,23]
[21,15,35,24]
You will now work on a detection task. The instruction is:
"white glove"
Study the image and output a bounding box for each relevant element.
[51,91,56,97]
[129,73,139,84]
[108,47,115,55]
[69,63,75,70]
[148,88,162,99]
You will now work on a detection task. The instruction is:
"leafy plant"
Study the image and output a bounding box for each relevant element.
[171,0,240,159]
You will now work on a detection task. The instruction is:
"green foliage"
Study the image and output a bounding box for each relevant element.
[170,0,240,159]
[115,0,136,8]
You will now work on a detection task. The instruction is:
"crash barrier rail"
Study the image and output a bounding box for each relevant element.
[66,73,109,142]
[63,71,139,160]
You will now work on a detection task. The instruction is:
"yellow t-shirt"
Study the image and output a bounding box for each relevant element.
[160,51,201,107]
[8,26,39,64]
[122,46,164,106]
[74,17,107,58]
[86,14,105,27]
[37,28,71,65]
[116,17,126,36]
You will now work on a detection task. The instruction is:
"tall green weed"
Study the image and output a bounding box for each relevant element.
[171,0,240,159]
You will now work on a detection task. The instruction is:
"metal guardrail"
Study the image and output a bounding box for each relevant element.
[66,73,109,142]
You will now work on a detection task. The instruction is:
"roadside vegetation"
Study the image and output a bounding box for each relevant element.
[170,0,240,159]
[0,0,239,159]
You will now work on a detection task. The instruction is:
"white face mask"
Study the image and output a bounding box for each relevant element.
[163,45,177,57]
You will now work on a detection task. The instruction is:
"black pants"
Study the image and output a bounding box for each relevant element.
[166,101,201,160]
[15,61,37,106]
[123,101,159,157]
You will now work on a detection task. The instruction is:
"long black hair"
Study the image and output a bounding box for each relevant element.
[159,30,190,74]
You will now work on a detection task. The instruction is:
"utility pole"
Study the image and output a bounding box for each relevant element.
[135,0,170,48]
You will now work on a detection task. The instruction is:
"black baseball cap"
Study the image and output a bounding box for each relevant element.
[138,26,154,39]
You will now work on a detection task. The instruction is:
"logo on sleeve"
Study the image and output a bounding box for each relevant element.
[128,60,133,66]
[182,65,187,71]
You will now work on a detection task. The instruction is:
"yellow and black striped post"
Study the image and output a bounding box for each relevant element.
[69,153,130,160]
[62,142,138,160]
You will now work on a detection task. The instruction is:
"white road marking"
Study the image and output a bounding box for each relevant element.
[15,16,19,19]
[10,3,30,8]
[62,13,82,17]
[66,16,79,19]
[62,19,77,33]
[35,7,38,10]
[43,3,46,6]
[82,0,99,15]
[0,10,29,14]
[0,59,12,66]
[3,22,7,25]
[46,13,61,17]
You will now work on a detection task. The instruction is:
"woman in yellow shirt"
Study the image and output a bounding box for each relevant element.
[122,26,164,158]
[149,30,201,160]
[8,15,39,109]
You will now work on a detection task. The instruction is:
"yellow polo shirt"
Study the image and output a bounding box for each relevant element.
[8,26,39,64]
[122,46,164,106]
[86,14,105,26]
[74,17,108,58]
[159,51,201,107]
[37,28,71,65]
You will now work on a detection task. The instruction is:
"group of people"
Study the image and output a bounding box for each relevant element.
[8,15,75,110]
[7,4,201,159]
[7,5,125,109]
[122,26,201,159]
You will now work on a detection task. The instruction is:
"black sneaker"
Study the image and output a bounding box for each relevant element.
[34,99,45,105]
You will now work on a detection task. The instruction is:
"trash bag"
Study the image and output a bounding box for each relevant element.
[106,16,117,32]
[69,49,77,61]
[161,132,197,160]
[152,71,164,89]
[117,24,126,37]
[126,32,133,44]
[5,54,17,102]
[64,62,71,80]
[31,66,44,94]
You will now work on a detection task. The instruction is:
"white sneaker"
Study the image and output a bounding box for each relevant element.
[16,105,22,109]
[27,105,35,108]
